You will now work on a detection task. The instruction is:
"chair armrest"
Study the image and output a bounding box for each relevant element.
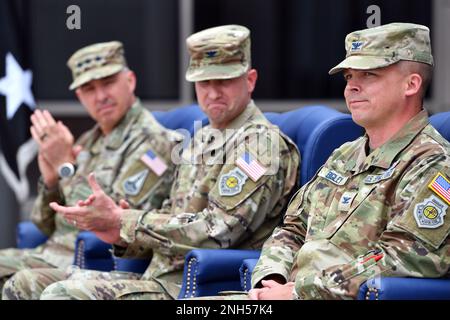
[239,258,259,291]
[74,231,114,271]
[178,249,261,299]
[358,277,450,300]
[16,221,48,249]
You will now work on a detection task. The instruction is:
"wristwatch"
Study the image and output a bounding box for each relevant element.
[58,162,77,179]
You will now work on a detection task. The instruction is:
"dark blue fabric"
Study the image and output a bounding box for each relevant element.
[114,257,150,273]
[358,277,450,300]
[16,221,48,249]
[430,111,450,141]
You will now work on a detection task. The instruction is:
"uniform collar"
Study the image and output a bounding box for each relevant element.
[224,100,265,131]
[90,99,143,153]
[351,109,429,173]
[185,101,265,161]
[199,100,263,151]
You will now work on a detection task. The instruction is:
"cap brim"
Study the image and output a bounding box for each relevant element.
[328,55,398,75]
[69,65,124,90]
[185,63,249,82]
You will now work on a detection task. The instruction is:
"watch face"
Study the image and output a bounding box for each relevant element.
[60,166,72,177]
[59,163,75,178]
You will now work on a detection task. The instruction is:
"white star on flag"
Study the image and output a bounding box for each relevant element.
[0,52,36,119]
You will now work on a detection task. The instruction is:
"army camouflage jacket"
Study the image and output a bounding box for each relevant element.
[30,100,182,268]
[115,101,300,288]
[252,110,450,299]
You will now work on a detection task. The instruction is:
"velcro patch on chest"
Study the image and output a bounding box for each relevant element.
[318,167,348,186]
[364,161,398,184]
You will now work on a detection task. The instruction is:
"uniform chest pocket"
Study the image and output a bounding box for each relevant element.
[307,169,378,240]
[306,178,341,238]
[326,183,378,242]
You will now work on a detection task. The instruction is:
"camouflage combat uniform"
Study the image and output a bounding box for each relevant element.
[0,100,182,298]
[39,101,300,300]
[252,110,450,299]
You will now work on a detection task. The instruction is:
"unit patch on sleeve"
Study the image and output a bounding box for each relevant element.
[123,169,149,196]
[414,195,448,229]
[219,168,248,197]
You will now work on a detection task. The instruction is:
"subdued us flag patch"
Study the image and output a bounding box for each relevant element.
[140,149,167,176]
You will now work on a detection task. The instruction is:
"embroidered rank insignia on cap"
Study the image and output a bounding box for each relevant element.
[428,173,450,205]
[219,168,248,196]
[350,41,364,51]
[235,152,268,182]
[123,169,149,196]
[140,150,167,176]
[414,195,448,229]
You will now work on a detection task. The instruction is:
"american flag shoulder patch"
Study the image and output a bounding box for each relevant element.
[140,149,167,176]
[428,172,450,205]
[235,151,268,182]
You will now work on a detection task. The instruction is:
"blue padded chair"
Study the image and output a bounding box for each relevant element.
[239,258,260,292]
[178,249,261,299]
[178,105,364,298]
[240,111,450,299]
[73,231,150,273]
[264,106,363,185]
[73,231,115,271]
[152,104,209,136]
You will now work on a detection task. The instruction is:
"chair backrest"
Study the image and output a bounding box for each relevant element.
[265,106,364,186]
[152,104,209,136]
[430,111,450,142]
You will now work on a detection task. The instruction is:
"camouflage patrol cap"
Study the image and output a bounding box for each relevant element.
[329,22,434,75]
[185,25,251,82]
[67,41,128,90]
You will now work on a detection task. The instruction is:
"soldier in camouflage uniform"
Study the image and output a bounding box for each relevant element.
[243,22,450,300]
[31,25,300,300]
[0,41,182,299]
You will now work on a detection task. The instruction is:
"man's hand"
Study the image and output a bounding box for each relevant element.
[248,280,295,300]
[30,110,75,168]
[49,172,123,244]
